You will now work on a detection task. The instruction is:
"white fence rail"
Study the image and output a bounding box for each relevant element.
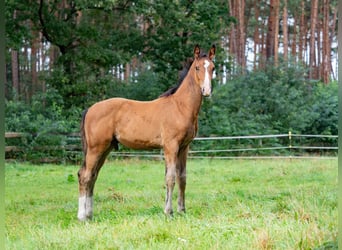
[5,132,338,161]
[110,133,338,160]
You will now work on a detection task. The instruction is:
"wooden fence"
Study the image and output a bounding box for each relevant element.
[5,132,25,153]
[5,132,82,163]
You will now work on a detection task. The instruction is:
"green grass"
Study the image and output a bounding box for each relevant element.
[5,159,337,250]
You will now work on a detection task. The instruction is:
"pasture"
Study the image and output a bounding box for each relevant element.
[5,159,337,249]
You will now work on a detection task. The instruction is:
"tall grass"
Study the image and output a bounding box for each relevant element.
[5,159,337,249]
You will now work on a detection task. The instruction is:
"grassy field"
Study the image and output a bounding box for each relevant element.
[5,159,337,250]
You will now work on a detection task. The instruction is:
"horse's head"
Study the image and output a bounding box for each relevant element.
[192,44,216,97]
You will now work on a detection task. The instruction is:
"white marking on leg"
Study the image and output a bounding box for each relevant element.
[77,195,93,221]
[78,195,87,221]
[85,196,93,218]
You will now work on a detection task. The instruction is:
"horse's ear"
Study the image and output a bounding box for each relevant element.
[209,44,216,60]
[194,45,200,59]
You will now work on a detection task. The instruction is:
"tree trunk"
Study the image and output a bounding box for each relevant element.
[124,63,130,83]
[11,10,20,100]
[330,5,337,80]
[298,1,305,62]
[266,0,277,60]
[291,12,298,58]
[273,0,280,66]
[282,0,288,62]
[253,0,260,70]
[23,45,30,102]
[31,28,38,97]
[309,0,318,79]
[237,0,246,68]
[11,50,20,99]
[260,18,267,68]
[228,0,245,71]
[228,0,237,73]
[317,16,322,80]
[322,0,330,84]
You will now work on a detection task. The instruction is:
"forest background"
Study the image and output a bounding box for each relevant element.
[5,0,338,161]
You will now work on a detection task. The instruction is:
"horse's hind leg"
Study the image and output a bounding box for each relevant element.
[176,145,189,213]
[77,144,113,221]
[77,162,94,221]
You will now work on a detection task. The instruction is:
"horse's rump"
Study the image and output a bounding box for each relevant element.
[80,109,88,157]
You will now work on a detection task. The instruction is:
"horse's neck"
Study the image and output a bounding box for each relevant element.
[174,73,203,117]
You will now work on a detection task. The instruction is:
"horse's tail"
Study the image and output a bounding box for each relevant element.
[80,109,88,166]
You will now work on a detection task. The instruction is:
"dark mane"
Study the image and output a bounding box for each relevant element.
[159,57,194,98]
[159,53,209,98]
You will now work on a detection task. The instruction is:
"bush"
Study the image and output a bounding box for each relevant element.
[197,63,337,155]
[110,71,169,101]
[199,63,314,136]
[307,82,338,135]
[5,88,82,163]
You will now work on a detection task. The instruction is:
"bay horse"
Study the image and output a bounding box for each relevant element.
[77,44,216,221]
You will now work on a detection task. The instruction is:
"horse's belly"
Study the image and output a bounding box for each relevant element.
[116,133,162,150]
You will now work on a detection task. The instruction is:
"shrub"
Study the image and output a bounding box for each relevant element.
[197,63,337,155]
[5,88,81,163]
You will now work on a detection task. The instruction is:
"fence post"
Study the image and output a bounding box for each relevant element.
[288,131,292,158]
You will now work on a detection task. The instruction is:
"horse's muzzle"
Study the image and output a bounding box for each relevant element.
[202,87,212,97]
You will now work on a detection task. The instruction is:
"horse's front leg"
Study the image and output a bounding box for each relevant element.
[164,145,178,215]
[176,145,189,213]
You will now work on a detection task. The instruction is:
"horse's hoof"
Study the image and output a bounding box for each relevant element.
[177,208,186,213]
[78,216,89,221]
[164,209,173,216]
[77,213,92,221]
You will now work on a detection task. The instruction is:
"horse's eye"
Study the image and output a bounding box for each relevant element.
[195,66,200,71]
